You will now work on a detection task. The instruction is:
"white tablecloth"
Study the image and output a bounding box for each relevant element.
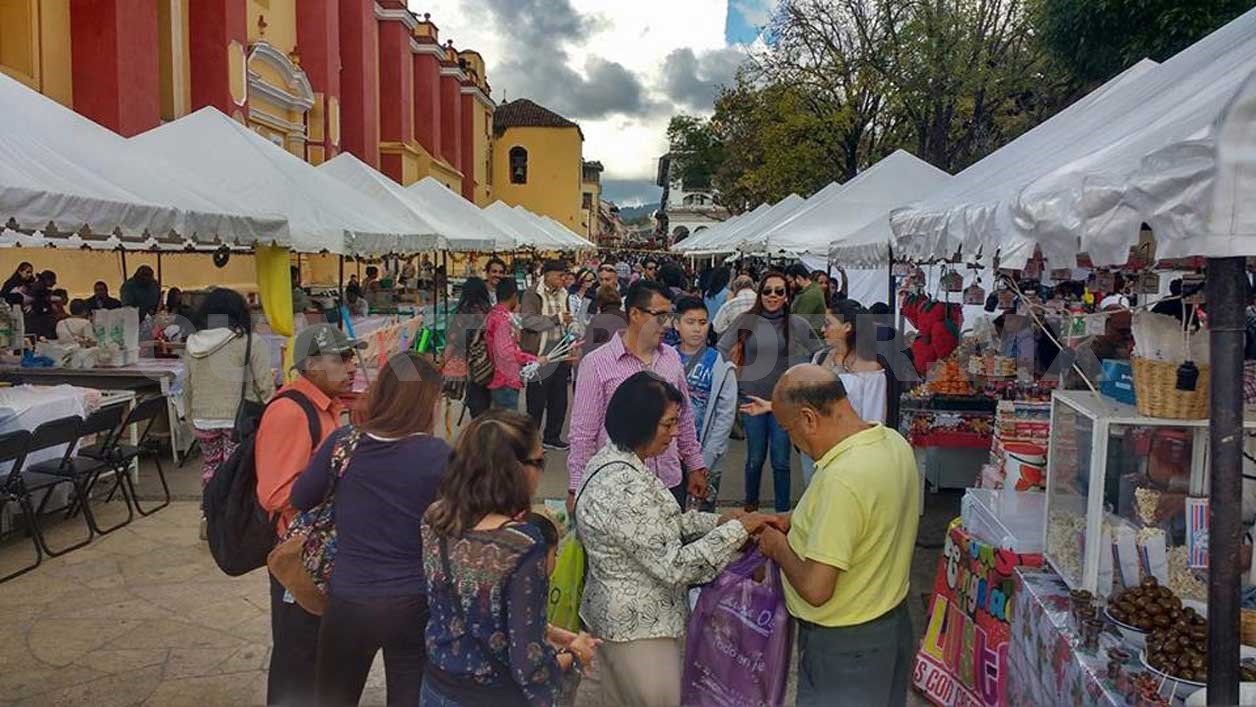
[0,384,92,475]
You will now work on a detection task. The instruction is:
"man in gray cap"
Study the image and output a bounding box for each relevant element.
[255,323,361,706]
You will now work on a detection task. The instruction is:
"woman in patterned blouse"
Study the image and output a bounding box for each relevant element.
[420,411,597,707]
[574,371,775,706]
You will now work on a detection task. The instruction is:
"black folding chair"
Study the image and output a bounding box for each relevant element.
[56,404,135,535]
[0,430,42,583]
[16,416,94,557]
[89,396,170,516]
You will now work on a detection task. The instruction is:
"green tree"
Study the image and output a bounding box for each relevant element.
[709,77,847,212]
[1033,0,1252,84]
[666,115,724,191]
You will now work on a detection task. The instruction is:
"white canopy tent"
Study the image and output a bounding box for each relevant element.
[130,108,426,256]
[404,177,517,252]
[0,73,288,250]
[515,207,593,249]
[319,154,502,252]
[672,203,768,254]
[482,202,568,250]
[679,195,807,254]
[891,8,1256,268]
[764,150,952,260]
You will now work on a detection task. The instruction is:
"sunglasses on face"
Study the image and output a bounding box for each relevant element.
[762,287,787,297]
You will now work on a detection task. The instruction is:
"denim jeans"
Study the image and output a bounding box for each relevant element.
[490,386,520,411]
[742,411,791,511]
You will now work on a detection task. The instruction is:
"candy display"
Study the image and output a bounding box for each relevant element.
[1107,576,1182,633]
[1144,603,1209,683]
[927,358,973,396]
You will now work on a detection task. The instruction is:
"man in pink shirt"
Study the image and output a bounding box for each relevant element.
[568,279,709,512]
[485,277,550,410]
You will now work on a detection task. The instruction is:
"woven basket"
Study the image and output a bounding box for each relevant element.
[1131,357,1209,420]
[1243,609,1256,647]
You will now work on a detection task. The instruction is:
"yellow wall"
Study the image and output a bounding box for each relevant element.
[248,0,296,53]
[471,101,494,205]
[7,248,261,299]
[0,0,71,105]
[492,125,583,234]
[581,177,601,240]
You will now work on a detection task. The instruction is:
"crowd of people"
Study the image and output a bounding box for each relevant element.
[1,260,177,342]
[191,251,914,706]
[9,249,920,705]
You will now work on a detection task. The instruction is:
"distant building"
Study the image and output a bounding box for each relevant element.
[582,161,604,242]
[597,199,627,246]
[0,2,496,203]
[658,153,729,245]
[492,98,598,238]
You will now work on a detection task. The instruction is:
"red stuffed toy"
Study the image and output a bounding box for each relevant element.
[902,293,963,375]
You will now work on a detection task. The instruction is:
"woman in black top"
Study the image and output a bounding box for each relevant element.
[292,352,451,707]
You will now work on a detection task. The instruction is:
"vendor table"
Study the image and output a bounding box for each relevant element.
[901,394,997,514]
[0,360,190,463]
[1009,568,1158,706]
[0,385,136,533]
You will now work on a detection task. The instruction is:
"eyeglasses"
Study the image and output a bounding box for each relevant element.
[522,453,546,469]
[638,307,675,324]
[762,287,787,297]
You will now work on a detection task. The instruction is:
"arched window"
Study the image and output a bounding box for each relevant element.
[673,226,690,241]
[509,146,528,184]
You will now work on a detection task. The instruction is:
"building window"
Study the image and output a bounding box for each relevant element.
[509,146,528,184]
[582,192,593,210]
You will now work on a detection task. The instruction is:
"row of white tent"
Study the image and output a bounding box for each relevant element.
[0,72,592,256]
[676,4,1256,274]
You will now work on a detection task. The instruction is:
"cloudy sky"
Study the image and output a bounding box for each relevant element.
[408,0,776,206]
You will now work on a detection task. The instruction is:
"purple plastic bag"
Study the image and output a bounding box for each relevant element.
[681,550,793,707]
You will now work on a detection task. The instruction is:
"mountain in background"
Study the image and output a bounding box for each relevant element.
[616,204,655,224]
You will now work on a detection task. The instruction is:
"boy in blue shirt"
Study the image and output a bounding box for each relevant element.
[672,297,739,511]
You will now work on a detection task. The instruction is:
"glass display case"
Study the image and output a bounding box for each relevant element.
[1043,390,1253,598]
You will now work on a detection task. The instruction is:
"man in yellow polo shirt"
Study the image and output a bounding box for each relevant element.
[757,364,920,706]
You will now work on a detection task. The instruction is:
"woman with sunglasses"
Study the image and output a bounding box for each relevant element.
[567,268,597,327]
[421,411,596,707]
[718,271,821,512]
[575,372,773,706]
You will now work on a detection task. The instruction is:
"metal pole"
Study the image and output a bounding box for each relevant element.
[887,246,900,432]
[156,251,163,290]
[1207,256,1245,705]
[120,249,129,284]
[337,255,345,331]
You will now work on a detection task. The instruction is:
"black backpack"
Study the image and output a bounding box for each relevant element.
[203,390,321,577]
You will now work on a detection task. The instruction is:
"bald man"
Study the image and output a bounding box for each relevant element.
[756,364,919,707]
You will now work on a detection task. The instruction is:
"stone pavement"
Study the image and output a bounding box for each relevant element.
[0,419,956,706]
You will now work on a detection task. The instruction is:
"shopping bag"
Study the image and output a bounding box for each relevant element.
[546,532,586,632]
[681,550,793,707]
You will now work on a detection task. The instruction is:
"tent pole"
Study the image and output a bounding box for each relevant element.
[156,251,163,289]
[886,246,900,432]
[1206,256,1245,704]
[337,255,345,331]
[120,250,129,284]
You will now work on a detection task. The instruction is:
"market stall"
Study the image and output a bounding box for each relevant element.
[899,5,1256,701]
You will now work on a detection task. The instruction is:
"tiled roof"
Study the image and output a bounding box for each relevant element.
[493,99,580,133]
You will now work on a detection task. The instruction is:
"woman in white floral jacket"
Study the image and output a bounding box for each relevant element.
[574,371,773,706]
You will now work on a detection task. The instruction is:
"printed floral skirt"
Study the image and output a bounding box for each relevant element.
[194,428,238,489]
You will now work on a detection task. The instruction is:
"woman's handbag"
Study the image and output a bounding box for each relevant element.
[231,332,266,443]
[466,328,494,386]
[266,429,361,616]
